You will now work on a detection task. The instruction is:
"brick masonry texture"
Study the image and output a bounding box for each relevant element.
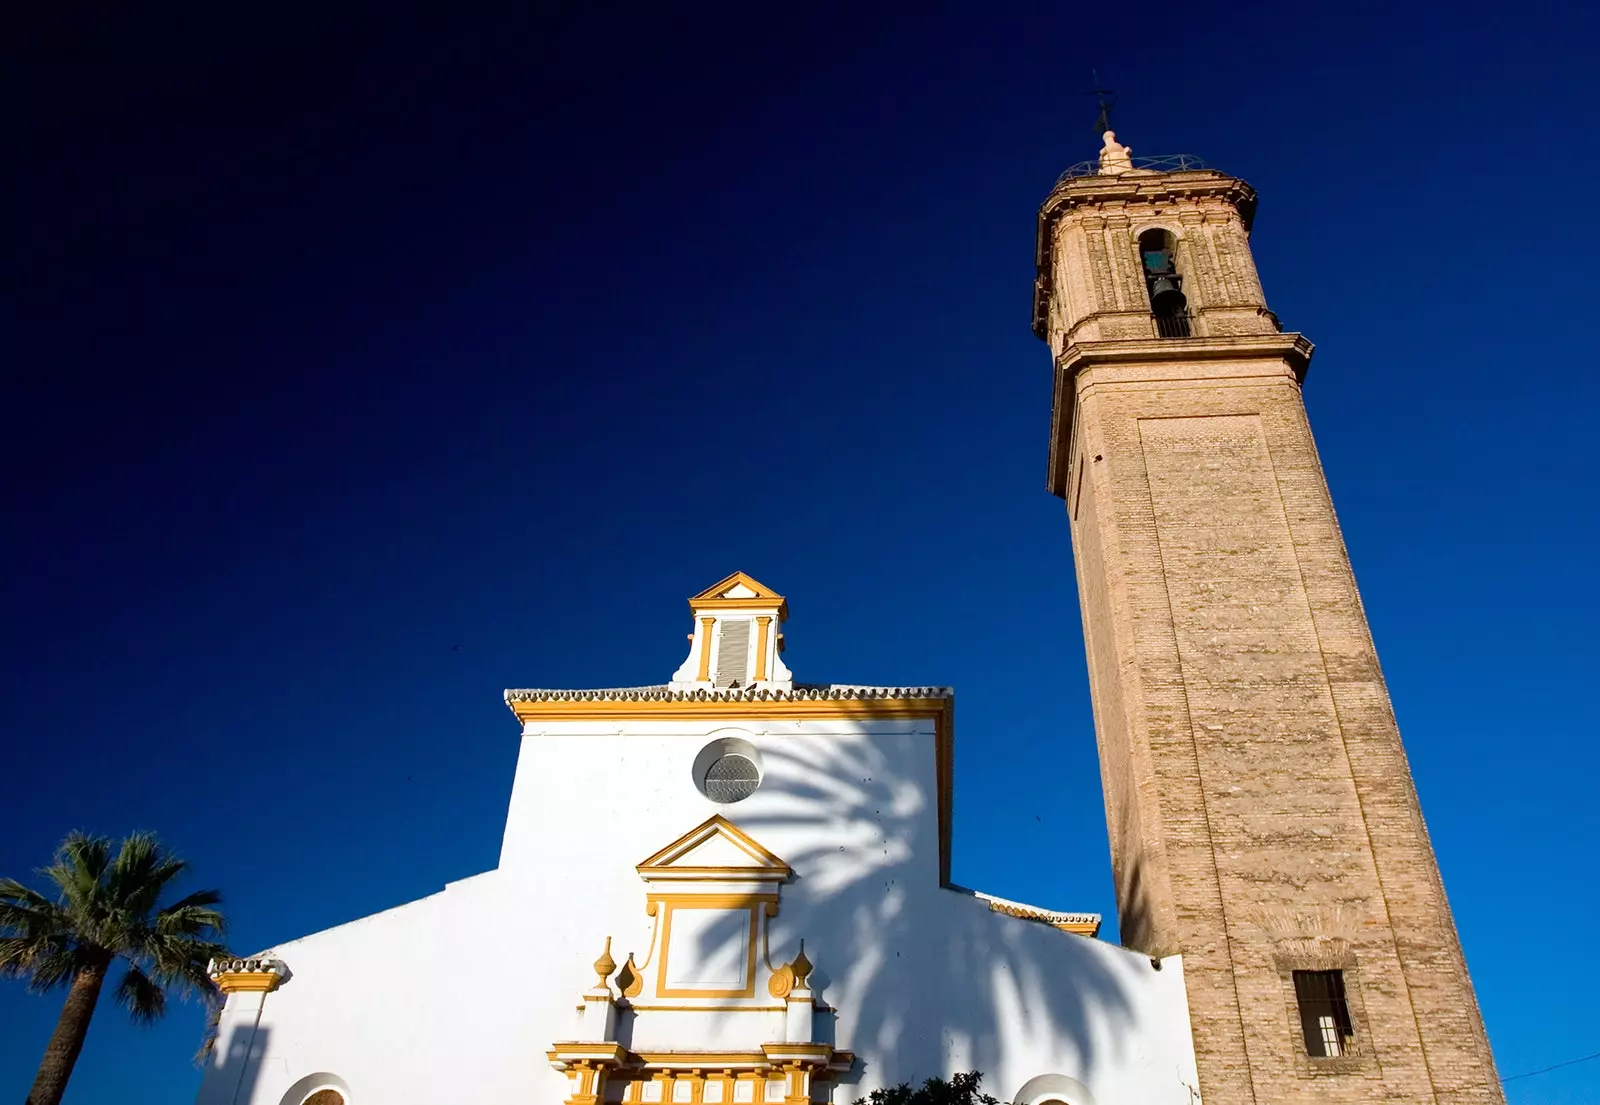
[1039,170,1504,1104]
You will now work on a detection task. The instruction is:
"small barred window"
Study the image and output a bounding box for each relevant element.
[1293,969,1355,1057]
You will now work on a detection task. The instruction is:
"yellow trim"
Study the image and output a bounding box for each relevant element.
[654,899,764,999]
[753,617,771,681]
[1054,920,1101,937]
[637,815,792,877]
[627,1003,787,1012]
[548,1042,630,1065]
[510,696,945,725]
[647,892,779,908]
[213,971,281,994]
[688,572,789,620]
[695,618,715,682]
[510,695,955,885]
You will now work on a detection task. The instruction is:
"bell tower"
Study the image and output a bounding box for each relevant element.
[1036,131,1503,1104]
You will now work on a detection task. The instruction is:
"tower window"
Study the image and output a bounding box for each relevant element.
[1293,970,1355,1057]
[1138,228,1190,336]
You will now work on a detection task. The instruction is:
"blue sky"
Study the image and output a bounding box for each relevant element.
[6,3,1598,1102]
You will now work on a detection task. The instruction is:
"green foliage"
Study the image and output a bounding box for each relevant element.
[0,830,230,1020]
[855,1071,1007,1105]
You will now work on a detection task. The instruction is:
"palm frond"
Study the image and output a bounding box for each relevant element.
[156,889,227,939]
[147,937,231,1002]
[0,877,61,914]
[0,936,51,978]
[115,963,167,1025]
[41,832,112,914]
[18,941,83,993]
[0,881,69,940]
[108,833,189,918]
[160,888,223,912]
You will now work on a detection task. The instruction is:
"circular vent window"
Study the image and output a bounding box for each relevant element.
[692,736,763,804]
[703,753,760,804]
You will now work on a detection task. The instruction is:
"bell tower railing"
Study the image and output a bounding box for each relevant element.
[1050,153,1208,189]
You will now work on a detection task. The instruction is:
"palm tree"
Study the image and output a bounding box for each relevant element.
[0,831,229,1105]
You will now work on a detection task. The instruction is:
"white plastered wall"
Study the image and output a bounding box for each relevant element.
[198,714,1198,1105]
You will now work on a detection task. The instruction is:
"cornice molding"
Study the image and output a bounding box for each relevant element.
[1045,333,1316,497]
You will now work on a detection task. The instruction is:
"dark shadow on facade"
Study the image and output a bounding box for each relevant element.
[671,734,1142,1091]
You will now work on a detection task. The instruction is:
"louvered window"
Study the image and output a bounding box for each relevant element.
[714,619,751,687]
[1293,969,1355,1057]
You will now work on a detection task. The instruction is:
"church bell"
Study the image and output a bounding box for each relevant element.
[1149,276,1187,316]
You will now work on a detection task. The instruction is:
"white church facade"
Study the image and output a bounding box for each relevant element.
[198,572,1201,1105]
[197,133,1508,1105]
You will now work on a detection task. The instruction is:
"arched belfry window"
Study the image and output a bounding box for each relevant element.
[1138,228,1190,337]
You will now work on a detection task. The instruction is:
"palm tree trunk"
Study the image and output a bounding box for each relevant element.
[26,958,109,1105]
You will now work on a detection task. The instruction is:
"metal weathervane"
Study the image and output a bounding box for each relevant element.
[1087,71,1117,135]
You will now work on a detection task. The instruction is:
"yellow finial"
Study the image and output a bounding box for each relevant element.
[616,953,643,998]
[593,936,616,987]
[790,940,813,986]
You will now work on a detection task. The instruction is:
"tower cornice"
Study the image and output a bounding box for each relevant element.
[1046,332,1314,497]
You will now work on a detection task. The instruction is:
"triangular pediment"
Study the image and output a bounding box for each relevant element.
[637,815,792,880]
[684,569,790,623]
[690,572,783,603]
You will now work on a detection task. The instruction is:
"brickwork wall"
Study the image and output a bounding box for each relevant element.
[1044,175,1504,1105]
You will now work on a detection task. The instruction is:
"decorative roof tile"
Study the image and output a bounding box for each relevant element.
[966,890,1102,937]
[503,683,954,704]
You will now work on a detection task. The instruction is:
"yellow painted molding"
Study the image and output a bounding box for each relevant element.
[627,1002,787,1013]
[654,899,763,999]
[637,814,792,877]
[753,616,772,681]
[634,1051,768,1067]
[212,971,282,994]
[646,892,779,909]
[549,1042,629,1067]
[688,572,789,619]
[695,618,715,682]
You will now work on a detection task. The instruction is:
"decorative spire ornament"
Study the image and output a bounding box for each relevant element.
[592,936,616,988]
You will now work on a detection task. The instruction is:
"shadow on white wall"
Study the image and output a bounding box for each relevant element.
[677,733,1143,1096]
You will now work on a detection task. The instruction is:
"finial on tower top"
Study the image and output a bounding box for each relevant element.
[1098,129,1134,175]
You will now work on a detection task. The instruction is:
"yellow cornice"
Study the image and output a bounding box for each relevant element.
[1054,920,1101,937]
[508,696,946,725]
[549,1042,630,1066]
[213,971,282,994]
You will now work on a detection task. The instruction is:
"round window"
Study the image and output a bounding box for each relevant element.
[703,753,760,803]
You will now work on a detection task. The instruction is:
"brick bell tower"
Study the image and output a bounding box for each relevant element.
[1034,129,1503,1104]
